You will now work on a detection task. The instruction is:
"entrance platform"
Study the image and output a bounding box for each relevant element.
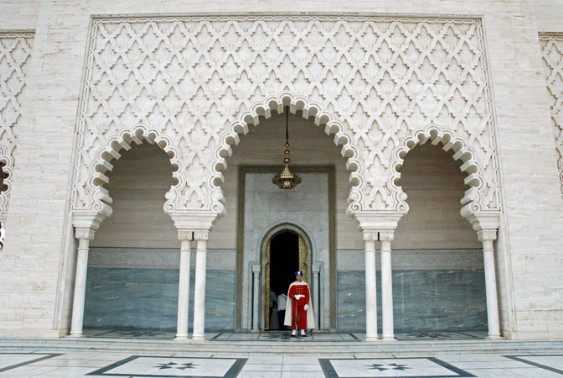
[1,331,562,377]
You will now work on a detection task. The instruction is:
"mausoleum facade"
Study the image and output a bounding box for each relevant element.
[0,0,562,341]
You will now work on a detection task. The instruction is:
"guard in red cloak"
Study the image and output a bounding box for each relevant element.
[284,270,315,337]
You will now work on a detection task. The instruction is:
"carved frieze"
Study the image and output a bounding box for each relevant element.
[73,15,500,219]
[540,33,563,194]
[0,32,34,221]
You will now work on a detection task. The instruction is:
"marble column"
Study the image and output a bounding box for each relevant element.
[380,232,395,341]
[481,232,501,339]
[364,232,378,341]
[312,263,321,328]
[251,264,261,332]
[175,236,192,340]
[192,231,208,341]
[69,227,95,337]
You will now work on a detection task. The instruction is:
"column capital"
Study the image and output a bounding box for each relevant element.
[355,210,402,235]
[72,211,107,240]
[194,230,209,241]
[363,232,378,242]
[466,212,500,242]
[379,231,395,242]
[169,210,216,231]
[178,231,193,241]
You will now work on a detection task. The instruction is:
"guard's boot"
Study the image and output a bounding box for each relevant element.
[291,330,297,337]
[301,330,307,337]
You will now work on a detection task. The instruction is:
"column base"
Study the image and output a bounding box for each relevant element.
[68,332,83,338]
[486,334,503,340]
[192,335,205,342]
[365,336,379,342]
[381,335,397,342]
[174,335,189,341]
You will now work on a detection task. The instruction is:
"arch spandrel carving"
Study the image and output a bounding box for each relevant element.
[72,15,501,220]
[540,34,563,195]
[0,32,34,221]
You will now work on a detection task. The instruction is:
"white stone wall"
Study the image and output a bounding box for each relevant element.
[0,0,561,338]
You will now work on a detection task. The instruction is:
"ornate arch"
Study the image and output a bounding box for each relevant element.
[209,93,365,218]
[0,32,34,222]
[0,149,14,222]
[390,125,488,218]
[82,125,181,218]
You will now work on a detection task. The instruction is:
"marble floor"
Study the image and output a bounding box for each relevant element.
[1,349,562,377]
[82,329,488,341]
[0,331,562,377]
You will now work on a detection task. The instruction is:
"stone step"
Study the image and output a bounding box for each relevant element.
[1,336,562,357]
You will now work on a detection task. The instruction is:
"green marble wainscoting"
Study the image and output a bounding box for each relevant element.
[336,269,487,332]
[84,248,236,331]
[336,249,487,333]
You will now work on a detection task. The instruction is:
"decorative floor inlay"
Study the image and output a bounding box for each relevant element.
[0,353,62,373]
[319,357,474,377]
[87,356,247,377]
[85,329,176,339]
[506,354,563,375]
[395,331,486,340]
[209,331,361,342]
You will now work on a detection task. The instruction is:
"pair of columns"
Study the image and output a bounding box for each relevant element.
[363,224,501,341]
[69,222,210,341]
[175,231,208,341]
[364,231,395,342]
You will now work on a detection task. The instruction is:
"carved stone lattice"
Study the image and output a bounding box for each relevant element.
[0,32,34,220]
[73,15,501,218]
[540,34,563,195]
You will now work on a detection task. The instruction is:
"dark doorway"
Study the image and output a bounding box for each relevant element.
[269,231,299,327]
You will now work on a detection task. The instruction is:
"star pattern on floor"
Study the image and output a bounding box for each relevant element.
[367,362,411,371]
[155,361,197,370]
[87,355,247,377]
[320,357,475,377]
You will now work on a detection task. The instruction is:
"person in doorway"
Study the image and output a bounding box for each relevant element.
[284,270,315,337]
[269,289,279,330]
[277,292,287,330]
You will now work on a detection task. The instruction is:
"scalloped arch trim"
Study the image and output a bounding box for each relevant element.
[209,93,365,216]
[0,147,14,219]
[88,125,181,215]
[390,126,484,217]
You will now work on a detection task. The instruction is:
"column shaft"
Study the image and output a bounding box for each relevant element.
[483,239,501,338]
[312,267,320,328]
[176,239,191,339]
[252,265,260,332]
[192,238,207,341]
[365,235,378,341]
[70,238,90,337]
[380,239,395,341]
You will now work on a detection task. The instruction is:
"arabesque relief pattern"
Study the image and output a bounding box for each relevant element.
[73,15,500,217]
[540,34,563,194]
[0,32,34,220]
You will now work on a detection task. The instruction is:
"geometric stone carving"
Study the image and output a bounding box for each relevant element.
[0,32,34,221]
[540,33,563,195]
[73,15,501,220]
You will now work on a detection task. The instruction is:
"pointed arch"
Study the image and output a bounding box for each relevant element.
[261,223,313,331]
[390,125,484,218]
[209,92,365,217]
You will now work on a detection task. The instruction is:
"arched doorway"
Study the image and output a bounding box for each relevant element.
[263,226,311,331]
